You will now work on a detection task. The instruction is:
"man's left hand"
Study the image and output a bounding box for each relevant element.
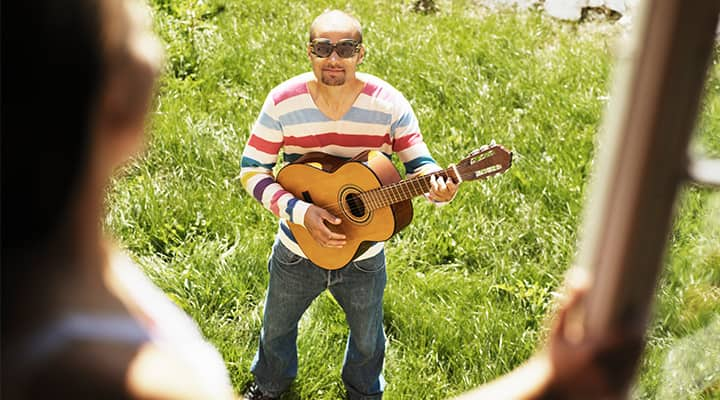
[428,175,458,203]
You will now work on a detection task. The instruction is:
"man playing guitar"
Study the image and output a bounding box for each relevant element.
[239,9,457,400]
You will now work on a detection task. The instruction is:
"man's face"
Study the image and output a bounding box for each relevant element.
[308,29,364,87]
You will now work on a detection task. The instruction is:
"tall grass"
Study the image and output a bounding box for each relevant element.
[106,1,720,398]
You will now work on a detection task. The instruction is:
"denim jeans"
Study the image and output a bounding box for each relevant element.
[251,239,387,399]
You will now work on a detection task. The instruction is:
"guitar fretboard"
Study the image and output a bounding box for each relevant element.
[359,169,457,211]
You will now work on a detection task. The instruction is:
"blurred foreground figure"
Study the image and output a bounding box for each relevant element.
[1,1,235,398]
[462,0,718,397]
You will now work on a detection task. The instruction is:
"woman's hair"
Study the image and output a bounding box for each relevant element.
[2,0,106,257]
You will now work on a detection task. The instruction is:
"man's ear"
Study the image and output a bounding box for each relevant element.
[357,45,365,65]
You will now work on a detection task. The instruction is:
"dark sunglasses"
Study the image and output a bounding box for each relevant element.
[309,38,361,58]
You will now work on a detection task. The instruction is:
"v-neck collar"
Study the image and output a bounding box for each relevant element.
[306,79,367,121]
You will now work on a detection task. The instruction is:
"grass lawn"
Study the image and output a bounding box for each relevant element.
[106,0,720,398]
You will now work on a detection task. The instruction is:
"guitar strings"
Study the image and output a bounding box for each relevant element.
[285,148,507,219]
[304,169,454,216]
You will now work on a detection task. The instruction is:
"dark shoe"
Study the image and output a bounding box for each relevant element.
[244,382,278,400]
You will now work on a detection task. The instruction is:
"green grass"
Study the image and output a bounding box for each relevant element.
[106,1,720,398]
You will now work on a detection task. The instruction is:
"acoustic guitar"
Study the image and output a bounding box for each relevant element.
[276,144,513,269]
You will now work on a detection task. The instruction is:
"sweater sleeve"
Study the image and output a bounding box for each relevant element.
[239,93,311,226]
[390,92,441,178]
[390,91,454,205]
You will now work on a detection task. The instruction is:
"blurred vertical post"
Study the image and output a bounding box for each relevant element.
[576,0,719,393]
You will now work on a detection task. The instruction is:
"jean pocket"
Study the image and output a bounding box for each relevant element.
[272,242,304,266]
[351,251,385,273]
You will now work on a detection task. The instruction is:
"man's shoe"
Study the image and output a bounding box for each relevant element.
[243,382,278,400]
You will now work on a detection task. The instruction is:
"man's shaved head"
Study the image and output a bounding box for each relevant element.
[309,10,363,42]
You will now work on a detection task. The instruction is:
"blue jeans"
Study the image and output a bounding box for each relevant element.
[251,240,387,399]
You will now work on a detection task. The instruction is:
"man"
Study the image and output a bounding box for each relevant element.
[240,9,458,400]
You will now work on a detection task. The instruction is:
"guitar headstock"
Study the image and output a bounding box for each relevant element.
[455,144,513,182]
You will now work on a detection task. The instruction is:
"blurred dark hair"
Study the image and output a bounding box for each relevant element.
[1,0,105,259]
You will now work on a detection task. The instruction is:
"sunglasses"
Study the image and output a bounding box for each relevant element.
[309,38,362,58]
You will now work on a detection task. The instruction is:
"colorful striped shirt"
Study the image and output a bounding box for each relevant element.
[240,72,441,260]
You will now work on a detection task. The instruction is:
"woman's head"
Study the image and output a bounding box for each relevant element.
[2,0,162,257]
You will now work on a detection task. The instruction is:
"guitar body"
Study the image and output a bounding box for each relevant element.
[276,151,413,270]
[274,144,513,270]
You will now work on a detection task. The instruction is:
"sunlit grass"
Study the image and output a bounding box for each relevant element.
[106,1,720,398]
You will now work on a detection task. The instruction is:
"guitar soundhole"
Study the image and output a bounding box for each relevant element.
[345,193,366,218]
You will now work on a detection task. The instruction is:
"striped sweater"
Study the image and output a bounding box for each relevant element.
[240,72,441,260]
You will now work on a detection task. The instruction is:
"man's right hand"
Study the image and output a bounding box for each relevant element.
[303,205,347,248]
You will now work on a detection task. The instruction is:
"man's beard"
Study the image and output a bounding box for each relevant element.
[322,75,345,86]
[321,69,346,86]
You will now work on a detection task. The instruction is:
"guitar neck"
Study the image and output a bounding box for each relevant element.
[361,169,456,210]
[357,144,512,211]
